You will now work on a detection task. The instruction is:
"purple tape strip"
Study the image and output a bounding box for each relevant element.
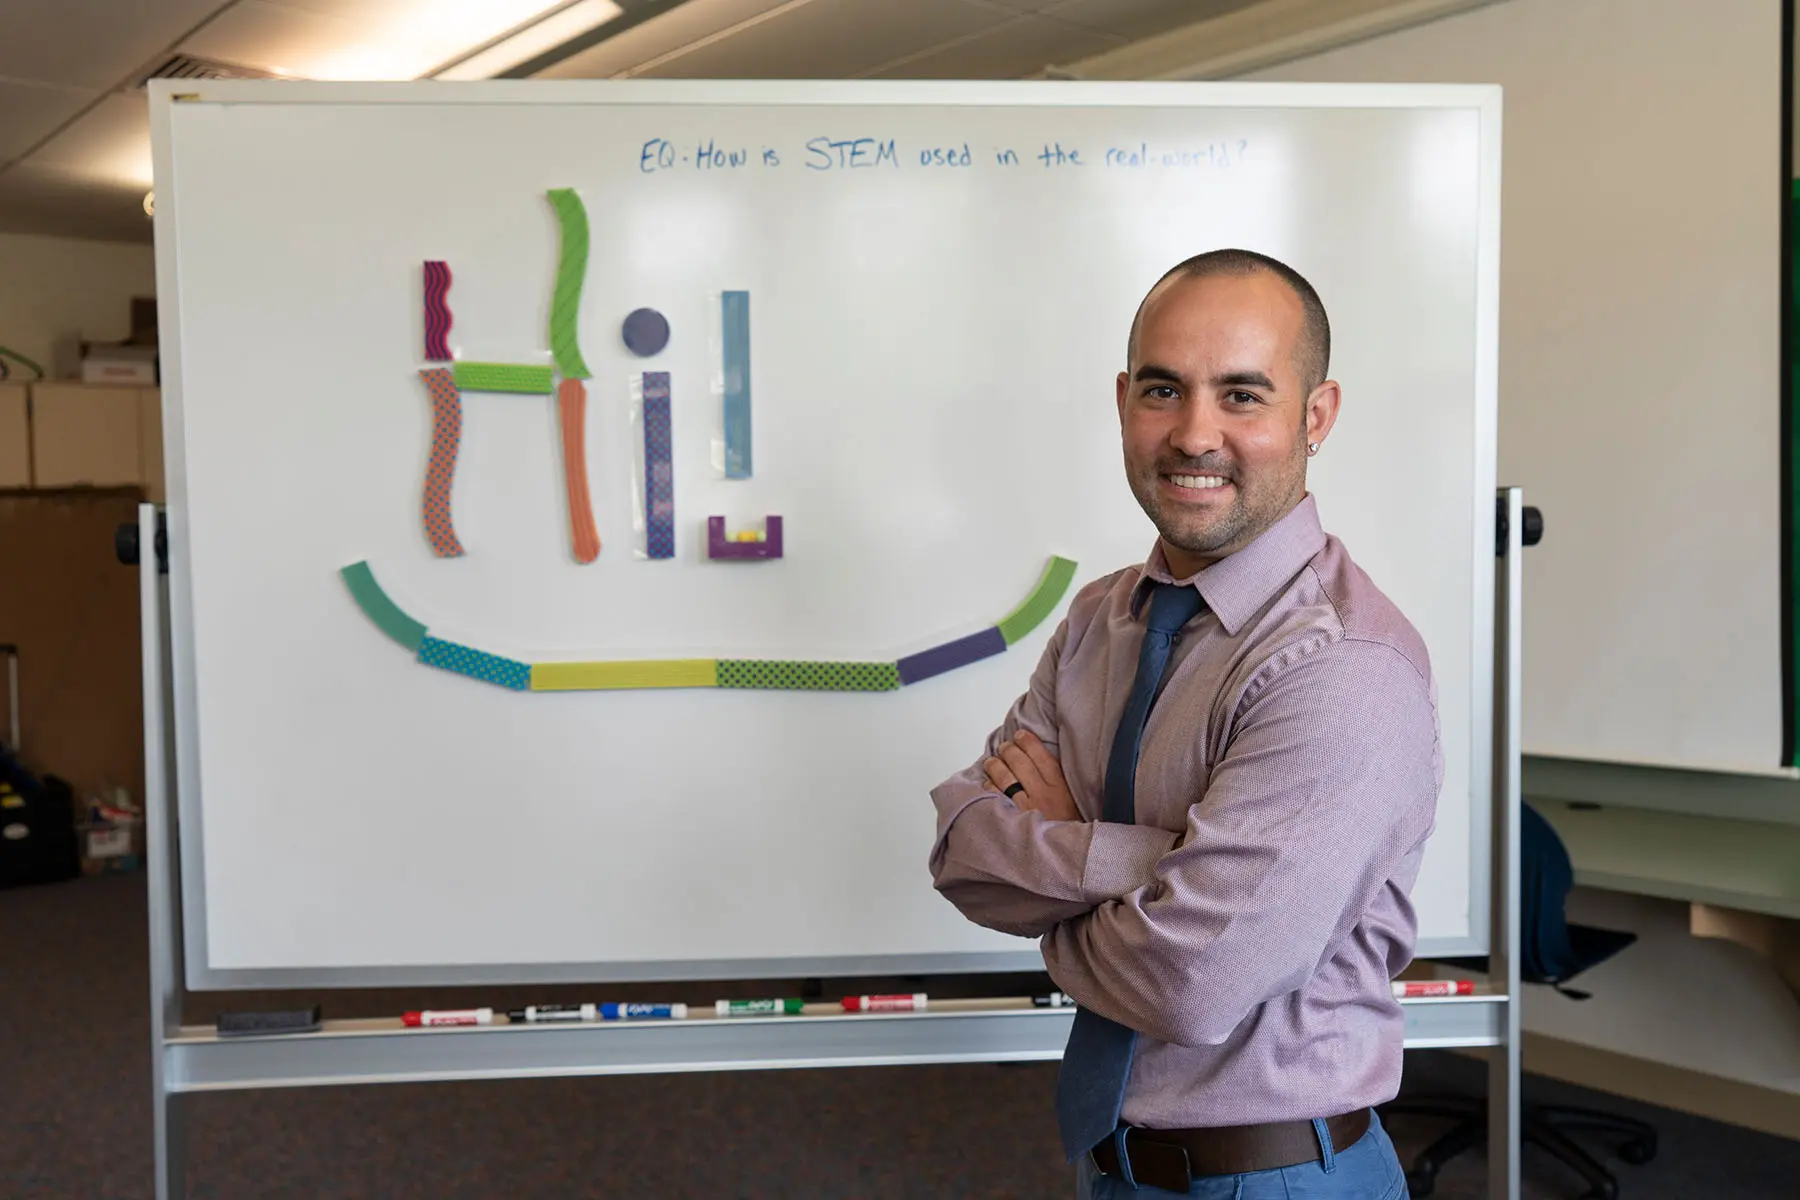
[707,515,783,560]
[897,626,1007,686]
[642,371,674,559]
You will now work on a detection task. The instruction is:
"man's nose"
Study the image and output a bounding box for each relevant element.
[1168,397,1224,458]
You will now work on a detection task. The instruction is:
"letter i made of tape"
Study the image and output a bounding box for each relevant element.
[418,367,466,557]
[423,261,452,361]
[642,372,675,559]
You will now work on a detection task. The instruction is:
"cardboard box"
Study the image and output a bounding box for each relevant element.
[79,343,157,386]
[81,813,143,874]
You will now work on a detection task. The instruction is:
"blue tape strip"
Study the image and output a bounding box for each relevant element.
[721,291,752,479]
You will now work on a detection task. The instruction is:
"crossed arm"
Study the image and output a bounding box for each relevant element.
[928,620,1441,1046]
[926,619,1179,939]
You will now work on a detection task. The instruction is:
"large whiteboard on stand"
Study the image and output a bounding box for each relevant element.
[151,80,1499,988]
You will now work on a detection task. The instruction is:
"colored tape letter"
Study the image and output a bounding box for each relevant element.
[897,627,1007,686]
[706,515,783,560]
[531,660,718,691]
[721,291,752,479]
[340,561,427,652]
[453,362,554,394]
[423,260,452,361]
[997,556,1078,645]
[642,372,675,559]
[418,637,530,690]
[558,379,600,564]
[418,368,466,558]
[715,660,900,691]
[546,189,591,379]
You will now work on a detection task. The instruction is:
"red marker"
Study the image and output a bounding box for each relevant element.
[402,1007,495,1027]
[842,992,928,1013]
[1391,980,1475,998]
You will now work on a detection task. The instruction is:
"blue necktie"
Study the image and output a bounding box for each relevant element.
[1055,580,1205,1162]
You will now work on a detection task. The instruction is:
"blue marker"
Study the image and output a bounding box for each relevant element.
[600,1002,688,1021]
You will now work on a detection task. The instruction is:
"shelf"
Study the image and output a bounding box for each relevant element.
[164,995,1508,1093]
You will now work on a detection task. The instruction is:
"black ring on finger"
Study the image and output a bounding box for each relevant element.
[1003,782,1026,799]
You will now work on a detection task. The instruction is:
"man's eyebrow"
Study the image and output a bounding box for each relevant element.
[1213,370,1277,391]
[1131,363,1184,384]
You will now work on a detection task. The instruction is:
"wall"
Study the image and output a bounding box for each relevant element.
[0,231,155,380]
[1250,0,1787,776]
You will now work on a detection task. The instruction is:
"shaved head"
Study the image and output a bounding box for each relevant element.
[1128,249,1331,395]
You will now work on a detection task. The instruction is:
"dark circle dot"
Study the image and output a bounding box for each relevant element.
[622,308,670,357]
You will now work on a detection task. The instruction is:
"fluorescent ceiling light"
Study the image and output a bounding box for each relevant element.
[435,0,624,80]
[302,1,614,82]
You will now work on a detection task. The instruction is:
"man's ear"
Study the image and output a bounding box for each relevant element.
[1305,379,1342,447]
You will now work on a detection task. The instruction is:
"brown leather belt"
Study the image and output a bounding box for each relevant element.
[1088,1108,1371,1191]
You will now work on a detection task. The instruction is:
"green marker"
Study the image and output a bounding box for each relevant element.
[715,998,804,1018]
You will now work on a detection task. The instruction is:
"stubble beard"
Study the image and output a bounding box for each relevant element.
[1130,438,1308,561]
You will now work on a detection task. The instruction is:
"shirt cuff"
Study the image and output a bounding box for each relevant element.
[1079,823,1177,903]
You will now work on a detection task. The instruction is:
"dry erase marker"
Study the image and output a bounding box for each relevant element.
[1033,992,1075,1008]
[508,1004,598,1023]
[716,998,805,1018]
[402,1007,494,1027]
[843,993,928,1013]
[600,1002,688,1020]
[1392,980,1475,998]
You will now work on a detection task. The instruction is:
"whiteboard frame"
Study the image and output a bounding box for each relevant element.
[150,78,1501,989]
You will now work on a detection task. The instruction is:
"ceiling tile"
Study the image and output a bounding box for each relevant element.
[537,0,795,79]
[867,14,1117,79]
[0,79,97,166]
[26,93,152,189]
[0,164,152,244]
[1041,0,1260,41]
[179,0,360,76]
[634,0,1011,79]
[0,0,228,90]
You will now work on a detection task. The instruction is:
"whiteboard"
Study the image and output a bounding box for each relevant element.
[150,80,1499,988]
[1252,0,1788,775]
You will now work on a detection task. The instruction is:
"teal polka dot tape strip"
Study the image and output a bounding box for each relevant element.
[418,636,531,690]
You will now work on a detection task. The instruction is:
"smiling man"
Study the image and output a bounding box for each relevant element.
[929,249,1439,1199]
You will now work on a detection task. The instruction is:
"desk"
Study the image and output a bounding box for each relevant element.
[1509,800,1800,1140]
[1536,800,1800,919]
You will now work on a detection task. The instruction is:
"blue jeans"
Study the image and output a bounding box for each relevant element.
[1076,1111,1407,1199]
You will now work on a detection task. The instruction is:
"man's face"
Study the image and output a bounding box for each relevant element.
[1116,271,1335,577]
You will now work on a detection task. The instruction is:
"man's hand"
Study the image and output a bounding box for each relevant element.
[983,730,1081,822]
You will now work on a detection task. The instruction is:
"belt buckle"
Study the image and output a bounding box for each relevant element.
[1103,1128,1192,1193]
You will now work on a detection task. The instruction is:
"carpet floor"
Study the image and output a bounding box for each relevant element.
[5,873,1797,1198]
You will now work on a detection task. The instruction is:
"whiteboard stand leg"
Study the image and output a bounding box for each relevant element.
[1488,487,1523,1200]
[154,1087,188,1200]
[140,502,189,1200]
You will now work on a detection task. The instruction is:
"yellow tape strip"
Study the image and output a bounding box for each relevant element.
[530,659,719,691]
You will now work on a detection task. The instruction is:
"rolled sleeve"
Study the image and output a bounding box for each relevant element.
[1041,637,1442,1047]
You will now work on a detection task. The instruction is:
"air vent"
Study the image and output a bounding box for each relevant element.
[134,53,282,88]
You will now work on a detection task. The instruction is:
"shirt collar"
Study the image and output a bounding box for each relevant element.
[1130,494,1328,636]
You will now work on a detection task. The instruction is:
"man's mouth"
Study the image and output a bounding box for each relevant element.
[1165,473,1231,491]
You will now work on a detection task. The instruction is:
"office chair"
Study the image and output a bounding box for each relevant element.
[1379,803,1657,1200]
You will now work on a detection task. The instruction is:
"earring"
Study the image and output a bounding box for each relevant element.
[1307,442,1319,455]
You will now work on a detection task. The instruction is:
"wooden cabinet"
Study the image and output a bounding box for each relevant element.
[20,382,162,496]
[0,384,28,487]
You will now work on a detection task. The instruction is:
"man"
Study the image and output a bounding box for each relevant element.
[929,249,1439,1199]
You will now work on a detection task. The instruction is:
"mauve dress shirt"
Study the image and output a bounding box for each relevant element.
[929,494,1443,1129]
